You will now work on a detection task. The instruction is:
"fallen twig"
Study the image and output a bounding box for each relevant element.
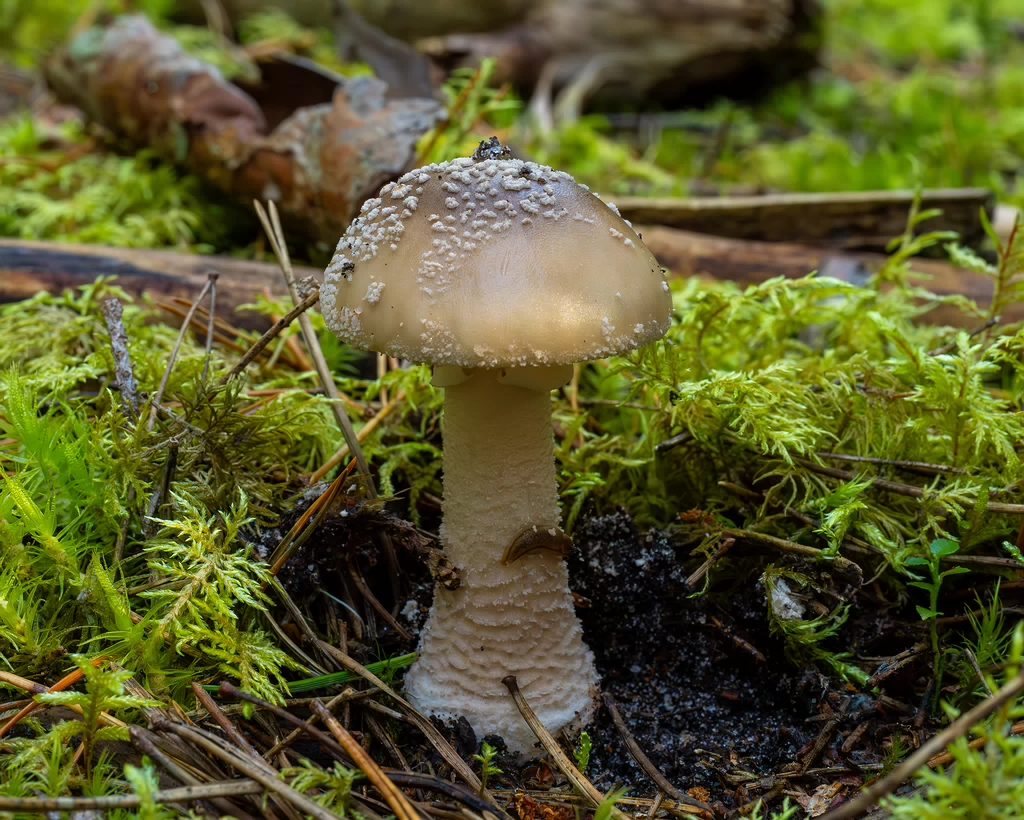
[147,273,215,432]
[0,781,265,813]
[130,726,255,818]
[256,199,403,605]
[155,718,336,820]
[503,676,692,820]
[219,287,321,385]
[815,452,968,476]
[314,639,490,799]
[192,682,263,761]
[101,297,139,419]
[311,698,422,820]
[926,720,1024,768]
[800,459,1024,515]
[201,272,219,382]
[722,528,862,577]
[143,437,178,537]
[601,693,711,814]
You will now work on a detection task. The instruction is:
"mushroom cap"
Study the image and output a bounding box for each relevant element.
[320,156,673,368]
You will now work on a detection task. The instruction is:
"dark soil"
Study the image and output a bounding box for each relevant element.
[567,512,817,799]
[268,495,931,811]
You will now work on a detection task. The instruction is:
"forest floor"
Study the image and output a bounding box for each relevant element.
[2,2,1024,819]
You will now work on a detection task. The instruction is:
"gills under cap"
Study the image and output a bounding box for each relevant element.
[320,154,673,368]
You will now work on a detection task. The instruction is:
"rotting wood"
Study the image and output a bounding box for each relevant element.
[618,188,994,251]
[639,225,1018,326]
[43,15,444,244]
[2,232,1008,330]
[0,239,308,329]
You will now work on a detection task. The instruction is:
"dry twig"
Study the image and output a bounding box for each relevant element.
[315,640,491,799]
[101,297,139,418]
[0,781,265,814]
[147,274,216,432]
[219,288,321,385]
[311,699,422,820]
[503,676,678,820]
[601,693,711,814]
[155,718,335,820]
[254,200,402,597]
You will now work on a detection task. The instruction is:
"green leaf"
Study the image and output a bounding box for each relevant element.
[930,538,960,557]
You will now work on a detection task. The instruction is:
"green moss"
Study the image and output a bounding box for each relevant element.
[0,117,252,250]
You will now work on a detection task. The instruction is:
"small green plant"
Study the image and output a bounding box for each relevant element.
[881,733,910,776]
[907,538,972,698]
[417,59,522,165]
[123,762,178,820]
[749,797,800,820]
[285,759,364,815]
[594,787,631,820]
[473,741,503,796]
[954,582,1012,702]
[574,730,593,773]
[884,623,1024,819]
[33,657,159,777]
[2,655,159,789]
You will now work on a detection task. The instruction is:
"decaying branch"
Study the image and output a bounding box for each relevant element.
[101,297,140,418]
[4,232,1015,329]
[43,15,444,244]
[619,188,994,251]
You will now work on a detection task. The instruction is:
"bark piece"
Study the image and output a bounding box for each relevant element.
[42,15,444,244]
[640,225,1014,326]
[0,239,313,329]
[617,188,995,252]
[1,231,1007,329]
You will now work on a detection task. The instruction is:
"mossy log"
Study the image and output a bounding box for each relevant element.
[1,232,1008,330]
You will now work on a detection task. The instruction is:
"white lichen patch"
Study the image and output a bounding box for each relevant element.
[769,579,807,621]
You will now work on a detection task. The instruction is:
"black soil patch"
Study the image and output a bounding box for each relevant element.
[568,512,818,800]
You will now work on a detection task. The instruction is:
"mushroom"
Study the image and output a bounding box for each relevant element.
[319,141,672,753]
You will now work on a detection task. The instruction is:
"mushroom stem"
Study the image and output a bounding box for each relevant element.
[404,368,598,753]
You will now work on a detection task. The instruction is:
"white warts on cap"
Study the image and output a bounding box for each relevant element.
[320,156,673,369]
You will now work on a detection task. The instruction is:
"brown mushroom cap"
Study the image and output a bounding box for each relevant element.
[320,156,672,368]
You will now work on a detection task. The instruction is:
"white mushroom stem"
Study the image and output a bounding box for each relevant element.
[403,366,598,754]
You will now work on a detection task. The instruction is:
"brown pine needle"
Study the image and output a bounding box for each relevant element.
[503,676,653,820]
[154,719,335,820]
[310,389,406,484]
[268,462,354,576]
[311,699,422,820]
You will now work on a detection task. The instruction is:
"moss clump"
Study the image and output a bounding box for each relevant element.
[0,116,252,250]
